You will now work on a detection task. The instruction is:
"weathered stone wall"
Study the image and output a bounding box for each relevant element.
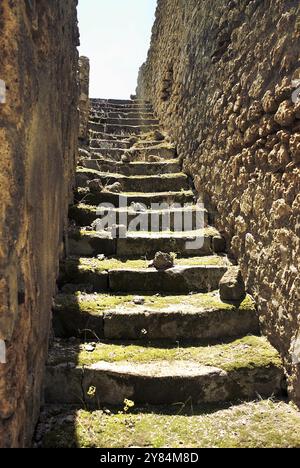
[137,0,300,405]
[79,56,90,141]
[0,0,79,447]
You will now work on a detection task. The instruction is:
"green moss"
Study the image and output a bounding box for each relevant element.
[54,293,134,316]
[41,400,300,448]
[63,255,229,276]
[55,291,254,316]
[49,336,282,373]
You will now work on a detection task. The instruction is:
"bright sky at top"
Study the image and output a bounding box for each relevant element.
[78,0,157,99]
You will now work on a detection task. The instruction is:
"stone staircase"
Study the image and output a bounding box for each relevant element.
[36,98,298,449]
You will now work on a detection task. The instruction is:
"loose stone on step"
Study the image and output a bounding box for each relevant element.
[121,153,131,163]
[153,130,165,141]
[130,202,147,212]
[149,252,175,271]
[84,343,96,352]
[219,266,246,302]
[87,179,103,194]
[133,296,145,305]
[91,219,103,231]
[104,182,122,193]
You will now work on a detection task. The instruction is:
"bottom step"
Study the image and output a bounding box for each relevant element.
[37,399,300,448]
[45,336,284,406]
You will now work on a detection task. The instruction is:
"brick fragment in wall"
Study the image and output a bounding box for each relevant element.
[136,0,300,407]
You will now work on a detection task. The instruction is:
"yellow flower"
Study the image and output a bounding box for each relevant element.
[87,386,96,397]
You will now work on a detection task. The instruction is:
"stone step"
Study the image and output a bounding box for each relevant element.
[89,131,135,142]
[90,139,132,150]
[91,104,153,114]
[53,291,259,341]
[38,399,300,448]
[68,229,220,260]
[76,168,190,193]
[80,158,181,175]
[91,98,151,106]
[89,122,160,135]
[69,204,208,230]
[108,265,228,293]
[75,189,195,208]
[93,118,159,126]
[44,336,284,406]
[90,99,152,108]
[89,146,177,161]
[59,255,228,293]
[91,111,156,120]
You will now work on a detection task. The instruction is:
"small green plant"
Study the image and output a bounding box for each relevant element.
[87,386,96,398]
[124,399,135,413]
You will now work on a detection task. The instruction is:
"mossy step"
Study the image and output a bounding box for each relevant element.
[95,118,159,126]
[89,145,176,161]
[68,228,220,258]
[38,400,300,448]
[80,159,181,176]
[45,336,284,406]
[89,123,159,135]
[53,291,259,341]
[76,168,189,193]
[74,188,194,209]
[59,255,229,293]
[69,203,208,230]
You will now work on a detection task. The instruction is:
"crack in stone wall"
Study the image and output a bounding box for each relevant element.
[137,0,300,406]
[79,56,90,141]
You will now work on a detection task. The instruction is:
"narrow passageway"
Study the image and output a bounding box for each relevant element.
[35,98,300,448]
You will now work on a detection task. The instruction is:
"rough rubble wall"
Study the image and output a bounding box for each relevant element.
[79,56,90,141]
[137,0,300,405]
[0,0,79,447]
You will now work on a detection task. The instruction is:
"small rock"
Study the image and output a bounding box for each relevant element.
[84,343,96,353]
[131,202,147,213]
[147,155,161,162]
[121,153,131,163]
[79,148,90,158]
[105,182,122,194]
[97,254,106,261]
[128,136,138,146]
[151,252,174,271]
[133,296,145,305]
[154,130,165,141]
[212,235,226,253]
[91,219,104,231]
[219,267,246,302]
[87,179,103,194]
